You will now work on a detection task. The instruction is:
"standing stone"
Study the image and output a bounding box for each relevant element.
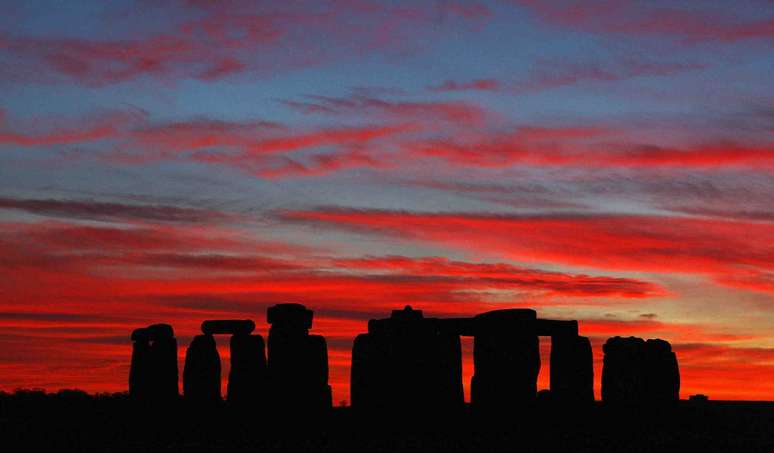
[129,324,178,403]
[436,331,464,409]
[550,335,594,403]
[350,333,379,408]
[350,306,463,412]
[471,309,540,410]
[149,335,179,403]
[643,339,680,403]
[267,303,331,413]
[305,334,333,409]
[602,336,679,405]
[227,333,267,406]
[129,328,151,401]
[183,334,221,404]
[602,336,647,404]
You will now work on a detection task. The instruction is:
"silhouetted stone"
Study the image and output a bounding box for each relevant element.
[644,339,680,403]
[471,309,539,410]
[129,323,178,403]
[149,335,179,402]
[267,303,331,413]
[351,306,463,412]
[550,335,594,404]
[129,331,151,400]
[602,336,680,405]
[227,333,267,405]
[267,303,313,330]
[350,307,600,412]
[602,336,646,404]
[201,319,256,336]
[183,334,221,404]
[350,333,378,408]
[306,334,333,409]
[146,323,174,339]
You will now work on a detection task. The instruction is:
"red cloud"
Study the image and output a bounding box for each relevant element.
[0,110,129,146]
[1,2,491,85]
[0,197,236,224]
[282,208,774,292]
[426,58,703,96]
[672,343,774,400]
[5,102,771,178]
[427,78,501,92]
[714,269,774,294]
[513,58,706,93]
[283,94,488,126]
[251,150,388,178]
[196,57,248,81]
[517,0,774,43]
[0,123,115,146]
[407,131,774,169]
[251,124,411,154]
[580,319,755,343]
[333,255,664,298]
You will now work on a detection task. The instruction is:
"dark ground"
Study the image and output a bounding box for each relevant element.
[2,390,773,452]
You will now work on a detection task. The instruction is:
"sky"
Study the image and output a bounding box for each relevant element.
[0,0,773,403]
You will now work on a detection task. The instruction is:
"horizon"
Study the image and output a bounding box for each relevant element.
[1,0,773,403]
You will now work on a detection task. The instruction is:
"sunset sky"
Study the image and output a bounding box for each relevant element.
[1,0,773,403]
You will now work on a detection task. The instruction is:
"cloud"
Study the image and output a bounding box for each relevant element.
[714,269,774,294]
[0,1,491,85]
[248,124,411,154]
[401,178,587,209]
[672,343,774,399]
[663,206,774,223]
[0,197,236,223]
[6,101,771,181]
[512,58,706,94]
[281,93,488,125]
[0,312,124,324]
[0,110,140,147]
[580,319,755,343]
[281,208,774,292]
[249,150,388,178]
[425,58,703,96]
[427,78,501,92]
[405,131,774,169]
[333,255,663,298]
[516,0,774,43]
